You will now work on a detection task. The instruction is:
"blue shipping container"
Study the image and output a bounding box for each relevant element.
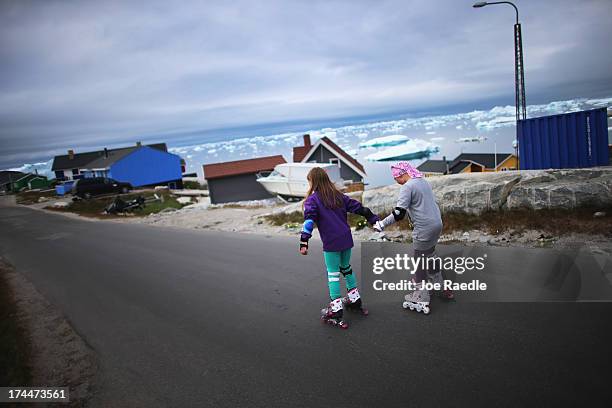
[518,107,609,170]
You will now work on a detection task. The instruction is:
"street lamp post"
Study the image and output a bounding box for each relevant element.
[473,1,526,167]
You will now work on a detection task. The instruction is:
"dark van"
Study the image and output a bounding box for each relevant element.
[72,177,132,199]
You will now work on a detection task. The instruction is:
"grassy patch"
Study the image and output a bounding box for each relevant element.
[441,207,612,236]
[263,211,304,226]
[132,195,183,216]
[15,189,57,205]
[0,261,32,386]
[45,190,184,218]
[182,181,206,190]
[263,207,612,238]
[262,211,371,229]
[347,213,366,228]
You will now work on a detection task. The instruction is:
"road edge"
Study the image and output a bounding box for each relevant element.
[0,257,98,406]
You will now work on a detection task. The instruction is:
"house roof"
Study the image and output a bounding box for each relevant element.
[203,155,286,180]
[14,173,46,182]
[293,134,313,162]
[83,147,141,170]
[51,143,167,171]
[448,153,513,171]
[448,161,472,174]
[417,160,450,174]
[302,137,366,176]
[293,146,310,162]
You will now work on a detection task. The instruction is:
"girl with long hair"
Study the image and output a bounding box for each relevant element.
[300,167,378,329]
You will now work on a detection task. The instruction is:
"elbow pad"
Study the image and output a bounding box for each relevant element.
[301,219,314,242]
[392,207,407,221]
[302,219,314,234]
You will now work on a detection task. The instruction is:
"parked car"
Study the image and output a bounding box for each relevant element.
[71,177,132,198]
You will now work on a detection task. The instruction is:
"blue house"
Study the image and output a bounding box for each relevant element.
[52,142,183,188]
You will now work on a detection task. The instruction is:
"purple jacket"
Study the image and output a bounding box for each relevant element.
[302,192,379,252]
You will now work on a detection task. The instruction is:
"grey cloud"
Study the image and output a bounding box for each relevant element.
[1,0,611,168]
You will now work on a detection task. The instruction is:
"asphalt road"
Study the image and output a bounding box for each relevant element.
[1,203,611,407]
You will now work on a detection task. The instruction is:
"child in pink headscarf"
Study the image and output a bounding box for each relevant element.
[374,161,453,314]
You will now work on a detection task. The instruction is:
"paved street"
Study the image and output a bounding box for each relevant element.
[1,203,610,407]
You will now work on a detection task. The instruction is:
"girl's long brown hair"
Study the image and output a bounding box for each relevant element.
[305,167,343,209]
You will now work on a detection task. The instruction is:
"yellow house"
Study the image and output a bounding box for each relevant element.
[418,153,518,176]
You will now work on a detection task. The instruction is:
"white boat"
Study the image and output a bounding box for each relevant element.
[256,163,343,199]
[359,134,409,149]
[365,139,440,162]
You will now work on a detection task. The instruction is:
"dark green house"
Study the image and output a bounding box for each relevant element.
[0,171,51,193]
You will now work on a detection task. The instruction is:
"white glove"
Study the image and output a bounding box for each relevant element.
[373,220,384,233]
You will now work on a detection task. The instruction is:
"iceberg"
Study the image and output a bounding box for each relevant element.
[455,136,487,143]
[7,160,53,178]
[359,134,409,149]
[365,139,439,162]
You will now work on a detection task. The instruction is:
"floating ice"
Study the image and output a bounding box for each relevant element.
[8,160,53,178]
[456,136,487,143]
[6,96,611,180]
[365,139,439,162]
[359,135,409,149]
[475,116,515,131]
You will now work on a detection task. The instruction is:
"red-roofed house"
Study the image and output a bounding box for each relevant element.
[203,155,286,204]
[293,134,366,182]
[292,134,312,162]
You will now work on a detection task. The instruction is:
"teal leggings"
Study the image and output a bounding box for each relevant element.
[323,249,357,300]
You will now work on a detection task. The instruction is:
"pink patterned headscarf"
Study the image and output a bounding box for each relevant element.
[391,161,423,179]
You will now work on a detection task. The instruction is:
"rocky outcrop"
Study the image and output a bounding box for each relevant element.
[505,169,612,210]
[363,168,612,215]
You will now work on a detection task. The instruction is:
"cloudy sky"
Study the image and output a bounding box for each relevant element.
[1,0,611,168]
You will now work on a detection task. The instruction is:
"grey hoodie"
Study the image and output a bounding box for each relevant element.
[381,177,442,250]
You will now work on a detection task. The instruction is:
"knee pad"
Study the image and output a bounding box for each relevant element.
[340,265,353,276]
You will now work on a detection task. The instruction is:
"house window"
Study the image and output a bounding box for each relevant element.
[72,168,80,175]
[329,158,340,167]
[256,171,271,179]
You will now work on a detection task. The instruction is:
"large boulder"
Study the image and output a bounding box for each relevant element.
[429,172,521,214]
[363,167,612,215]
[506,168,612,210]
[364,172,521,215]
[361,184,400,215]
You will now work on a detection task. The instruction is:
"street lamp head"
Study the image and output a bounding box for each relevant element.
[473,2,488,7]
